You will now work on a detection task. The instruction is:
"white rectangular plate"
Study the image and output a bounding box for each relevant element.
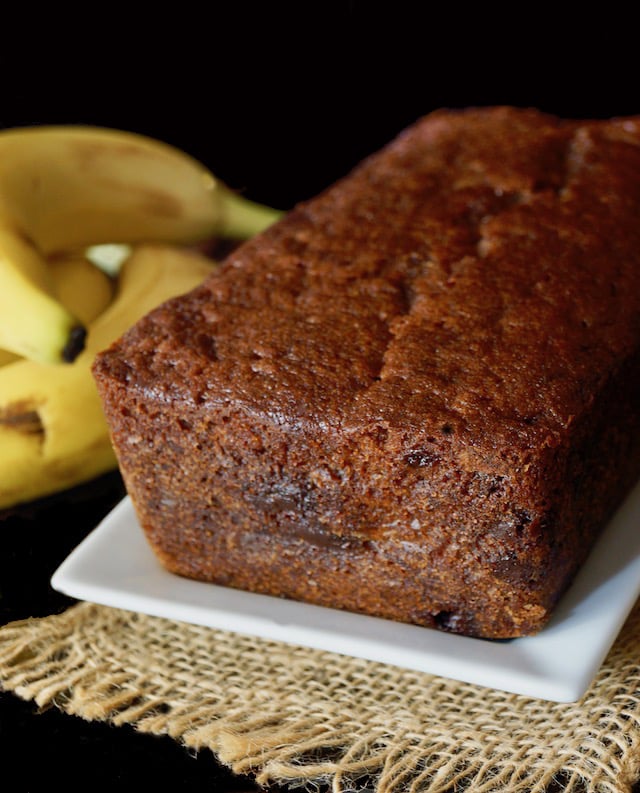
[51,481,640,703]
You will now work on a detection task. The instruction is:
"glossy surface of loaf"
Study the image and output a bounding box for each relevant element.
[93,107,640,638]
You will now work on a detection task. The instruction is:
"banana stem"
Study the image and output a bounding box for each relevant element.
[219,189,284,239]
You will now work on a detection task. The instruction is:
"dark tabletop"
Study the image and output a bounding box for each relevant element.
[0,8,636,790]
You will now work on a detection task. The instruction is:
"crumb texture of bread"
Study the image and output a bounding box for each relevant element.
[93,107,640,639]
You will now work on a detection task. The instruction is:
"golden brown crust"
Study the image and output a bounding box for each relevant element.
[93,107,640,638]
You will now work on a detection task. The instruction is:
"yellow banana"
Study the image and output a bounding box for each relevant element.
[0,244,216,510]
[0,125,282,364]
[0,253,115,367]
[48,253,115,326]
[0,224,86,363]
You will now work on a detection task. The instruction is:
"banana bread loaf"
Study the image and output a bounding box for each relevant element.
[92,107,640,639]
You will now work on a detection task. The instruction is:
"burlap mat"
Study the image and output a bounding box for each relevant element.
[1,600,640,792]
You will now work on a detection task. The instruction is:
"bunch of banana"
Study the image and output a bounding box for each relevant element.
[0,245,217,510]
[0,124,282,365]
[0,125,283,511]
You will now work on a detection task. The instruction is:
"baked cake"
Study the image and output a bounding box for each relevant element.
[92,107,640,639]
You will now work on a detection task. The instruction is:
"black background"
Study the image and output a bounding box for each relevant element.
[1,4,638,791]
[3,4,637,212]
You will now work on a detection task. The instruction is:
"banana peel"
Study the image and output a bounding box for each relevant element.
[0,244,216,511]
[48,253,116,326]
[0,253,115,368]
[0,223,86,364]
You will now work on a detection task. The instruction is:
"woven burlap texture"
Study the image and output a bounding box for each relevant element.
[1,601,640,793]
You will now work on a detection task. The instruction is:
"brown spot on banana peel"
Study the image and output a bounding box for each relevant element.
[70,139,198,219]
[0,402,45,438]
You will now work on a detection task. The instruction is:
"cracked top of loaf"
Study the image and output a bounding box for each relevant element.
[99,106,640,478]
